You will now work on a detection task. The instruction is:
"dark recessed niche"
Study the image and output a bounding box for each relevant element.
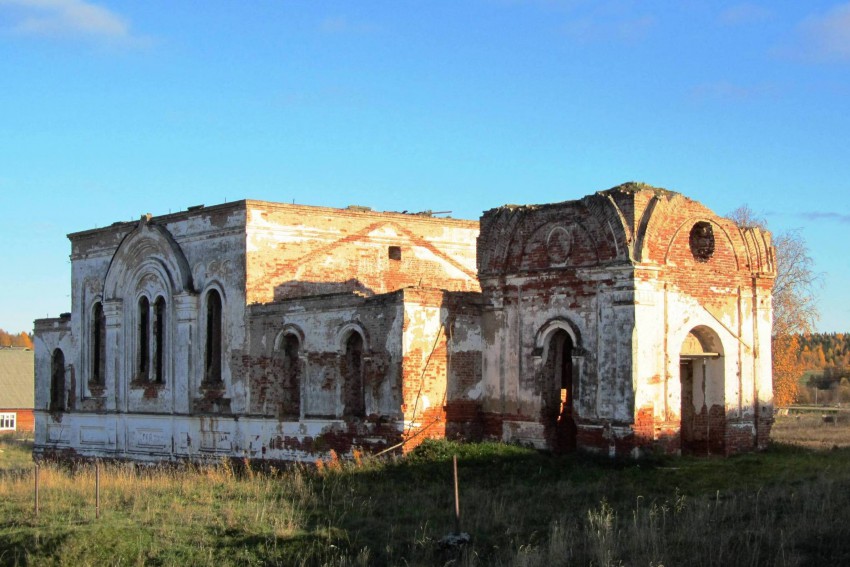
[689,221,715,262]
[388,246,402,261]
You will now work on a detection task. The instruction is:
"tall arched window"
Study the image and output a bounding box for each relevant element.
[153,296,166,383]
[91,302,106,386]
[204,290,223,384]
[342,332,365,418]
[137,296,150,380]
[50,348,66,412]
[280,334,301,417]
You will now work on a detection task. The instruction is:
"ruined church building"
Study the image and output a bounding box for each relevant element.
[34,183,776,462]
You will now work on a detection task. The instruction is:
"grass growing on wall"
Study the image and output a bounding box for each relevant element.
[1,418,850,566]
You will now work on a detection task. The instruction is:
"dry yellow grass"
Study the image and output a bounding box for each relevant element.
[1,422,850,565]
[771,411,850,448]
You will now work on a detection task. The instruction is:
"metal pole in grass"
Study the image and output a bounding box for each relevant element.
[453,454,461,534]
[34,462,39,518]
[95,460,100,520]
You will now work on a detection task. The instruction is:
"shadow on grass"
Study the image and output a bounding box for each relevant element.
[293,439,850,566]
[0,531,71,567]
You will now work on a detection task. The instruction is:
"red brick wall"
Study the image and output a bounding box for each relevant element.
[16,410,35,432]
[245,203,479,305]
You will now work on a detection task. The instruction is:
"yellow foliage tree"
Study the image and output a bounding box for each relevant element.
[728,206,819,407]
[772,335,805,407]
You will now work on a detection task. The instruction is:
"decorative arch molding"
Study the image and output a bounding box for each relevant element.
[274,324,305,351]
[516,220,601,271]
[535,317,582,349]
[478,206,526,276]
[103,216,194,300]
[588,192,632,262]
[533,317,585,362]
[740,226,776,274]
[662,217,741,270]
[127,260,174,302]
[500,196,629,275]
[679,324,726,358]
[671,319,731,360]
[633,194,662,262]
[336,322,370,354]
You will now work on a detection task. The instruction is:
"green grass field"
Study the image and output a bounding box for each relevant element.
[1,418,849,566]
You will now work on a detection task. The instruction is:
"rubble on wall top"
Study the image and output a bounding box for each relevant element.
[487,182,680,216]
[601,181,679,198]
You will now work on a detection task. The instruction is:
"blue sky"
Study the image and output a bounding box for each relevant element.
[1,1,848,333]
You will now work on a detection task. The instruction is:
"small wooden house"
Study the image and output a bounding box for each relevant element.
[0,347,35,433]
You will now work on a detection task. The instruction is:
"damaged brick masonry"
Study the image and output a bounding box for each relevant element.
[33,182,775,462]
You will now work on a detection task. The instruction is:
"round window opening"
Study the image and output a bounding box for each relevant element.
[689,221,715,262]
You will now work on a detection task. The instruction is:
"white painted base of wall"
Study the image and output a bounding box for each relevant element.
[33,412,406,463]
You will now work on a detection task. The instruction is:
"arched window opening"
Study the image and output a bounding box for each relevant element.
[91,302,106,386]
[153,296,166,383]
[137,296,150,380]
[50,348,66,412]
[204,290,223,384]
[280,334,301,417]
[545,329,576,451]
[342,332,365,418]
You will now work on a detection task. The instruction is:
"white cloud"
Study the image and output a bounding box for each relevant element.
[0,0,134,41]
[794,2,850,62]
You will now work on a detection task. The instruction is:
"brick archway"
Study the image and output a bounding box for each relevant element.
[679,326,725,456]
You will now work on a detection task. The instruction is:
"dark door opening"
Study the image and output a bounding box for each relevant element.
[546,329,576,451]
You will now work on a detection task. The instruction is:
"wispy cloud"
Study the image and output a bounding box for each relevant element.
[562,13,655,43]
[690,80,776,101]
[0,0,141,43]
[799,211,850,224]
[719,4,772,26]
[785,2,850,63]
[319,16,378,36]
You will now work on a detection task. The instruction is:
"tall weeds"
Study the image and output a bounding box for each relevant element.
[1,419,849,566]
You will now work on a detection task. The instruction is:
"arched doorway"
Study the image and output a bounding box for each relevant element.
[679,326,725,455]
[545,329,577,451]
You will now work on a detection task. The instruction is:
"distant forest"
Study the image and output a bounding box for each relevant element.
[0,329,34,349]
[797,332,850,369]
[795,332,850,404]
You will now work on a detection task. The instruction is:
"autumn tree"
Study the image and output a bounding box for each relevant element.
[773,334,804,406]
[727,205,818,406]
[0,329,34,349]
